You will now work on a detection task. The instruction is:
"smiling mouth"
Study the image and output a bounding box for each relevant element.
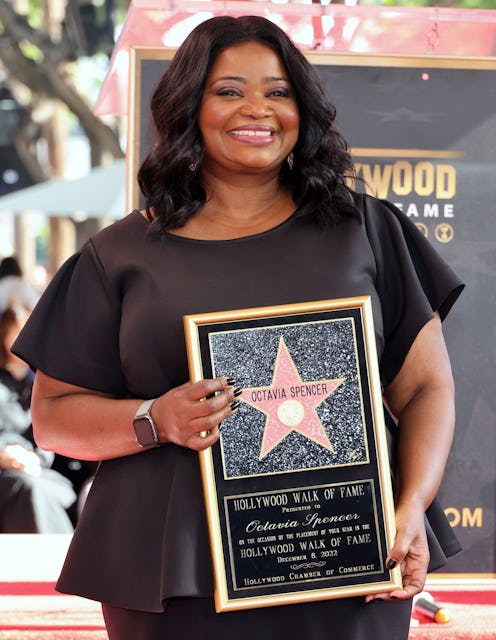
[228,129,277,137]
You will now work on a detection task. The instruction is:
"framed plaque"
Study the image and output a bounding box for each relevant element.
[184,296,401,612]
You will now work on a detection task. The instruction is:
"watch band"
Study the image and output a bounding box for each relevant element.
[133,398,160,448]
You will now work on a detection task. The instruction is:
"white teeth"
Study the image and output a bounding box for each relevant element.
[230,130,274,137]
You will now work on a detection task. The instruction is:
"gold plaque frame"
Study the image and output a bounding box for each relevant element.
[184,296,401,612]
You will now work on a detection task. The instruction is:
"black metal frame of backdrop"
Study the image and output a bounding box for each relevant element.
[128,47,496,580]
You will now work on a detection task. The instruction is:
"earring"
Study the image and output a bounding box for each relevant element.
[287,152,294,170]
[188,157,200,172]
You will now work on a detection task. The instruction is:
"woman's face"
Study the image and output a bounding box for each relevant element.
[198,41,299,177]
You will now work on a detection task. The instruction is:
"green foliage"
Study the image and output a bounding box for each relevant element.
[26,0,43,29]
[19,42,44,63]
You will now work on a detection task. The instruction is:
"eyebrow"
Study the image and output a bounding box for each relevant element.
[209,75,289,85]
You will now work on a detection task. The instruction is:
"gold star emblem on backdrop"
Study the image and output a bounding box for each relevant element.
[241,337,345,459]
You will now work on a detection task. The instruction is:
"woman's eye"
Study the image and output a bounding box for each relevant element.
[217,88,242,97]
[268,88,290,98]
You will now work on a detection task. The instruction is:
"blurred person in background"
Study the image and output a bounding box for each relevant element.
[0,305,76,533]
[0,256,40,315]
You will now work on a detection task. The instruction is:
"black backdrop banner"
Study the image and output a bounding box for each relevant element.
[128,48,496,578]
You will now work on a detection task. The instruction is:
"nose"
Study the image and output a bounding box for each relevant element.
[239,93,271,118]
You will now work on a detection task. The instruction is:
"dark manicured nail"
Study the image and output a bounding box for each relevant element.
[386,558,397,570]
[226,377,236,386]
[230,400,241,411]
[233,387,242,397]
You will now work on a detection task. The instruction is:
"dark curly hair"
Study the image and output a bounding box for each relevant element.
[0,256,22,279]
[138,15,360,236]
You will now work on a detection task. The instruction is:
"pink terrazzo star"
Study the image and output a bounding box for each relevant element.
[241,337,345,459]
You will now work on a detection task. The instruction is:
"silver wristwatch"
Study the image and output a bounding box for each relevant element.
[133,398,160,448]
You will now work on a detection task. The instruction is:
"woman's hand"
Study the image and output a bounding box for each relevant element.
[365,500,429,602]
[31,371,242,460]
[150,377,241,451]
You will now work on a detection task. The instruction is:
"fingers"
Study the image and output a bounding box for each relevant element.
[180,376,237,403]
[153,376,242,449]
[187,399,241,451]
[366,560,427,603]
[193,385,241,419]
[365,506,429,603]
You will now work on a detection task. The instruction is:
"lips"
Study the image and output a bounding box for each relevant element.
[227,126,277,139]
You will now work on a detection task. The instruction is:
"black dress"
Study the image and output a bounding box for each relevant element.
[12,195,463,639]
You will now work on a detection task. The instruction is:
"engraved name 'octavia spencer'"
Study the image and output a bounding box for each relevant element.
[241,337,346,459]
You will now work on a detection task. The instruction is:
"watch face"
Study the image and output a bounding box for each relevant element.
[133,417,158,447]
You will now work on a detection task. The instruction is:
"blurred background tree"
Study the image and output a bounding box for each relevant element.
[0,0,130,275]
[0,0,127,185]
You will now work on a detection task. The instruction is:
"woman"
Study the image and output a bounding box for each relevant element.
[13,15,463,640]
[0,306,76,532]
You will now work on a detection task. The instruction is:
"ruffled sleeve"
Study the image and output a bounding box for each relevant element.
[362,195,464,386]
[12,240,126,397]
